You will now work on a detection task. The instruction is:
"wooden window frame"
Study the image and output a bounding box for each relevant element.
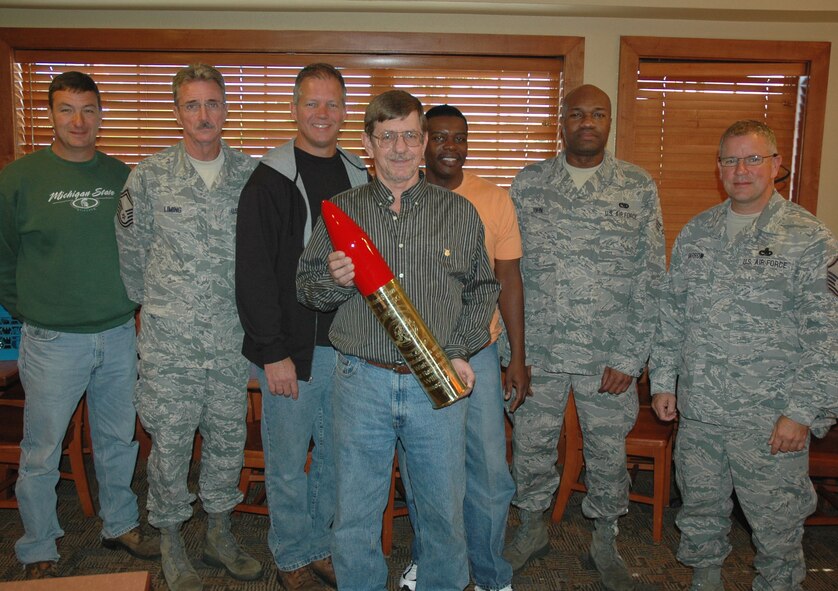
[617,36,830,215]
[0,28,584,168]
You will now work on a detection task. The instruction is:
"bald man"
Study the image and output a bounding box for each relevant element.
[505,85,665,591]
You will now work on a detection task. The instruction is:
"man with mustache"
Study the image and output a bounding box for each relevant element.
[398,104,526,591]
[505,85,665,591]
[116,63,262,591]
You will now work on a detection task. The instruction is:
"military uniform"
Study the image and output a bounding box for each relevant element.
[116,141,257,528]
[650,193,838,590]
[511,150,665,521]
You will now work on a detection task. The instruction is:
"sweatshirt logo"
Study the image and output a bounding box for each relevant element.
[49,187,115,212]
[758,247,773,256]
[72,197,99,210]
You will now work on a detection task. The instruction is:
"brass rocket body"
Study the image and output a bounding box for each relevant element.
[365,279,469,408]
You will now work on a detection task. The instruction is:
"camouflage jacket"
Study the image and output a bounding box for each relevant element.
[116,141,257,368]
[512,151,665,376]
[650,193,838,430]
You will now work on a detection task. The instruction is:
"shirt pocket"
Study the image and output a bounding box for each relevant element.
[596,205,642,275]
[734,255,794,315]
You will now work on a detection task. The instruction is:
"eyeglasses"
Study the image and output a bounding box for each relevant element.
[177,100,226,114]
[370,130,424,148]
[718,154,778,168]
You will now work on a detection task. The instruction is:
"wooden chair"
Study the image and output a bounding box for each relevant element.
[551,385,675,543]
[0,380,96,517]
[381,455,409,556]
[806,422,838,526]
[235,379,269,515]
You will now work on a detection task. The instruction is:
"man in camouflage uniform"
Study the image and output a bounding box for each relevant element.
[116,64,262,591]
[650,120,838,591]
[505,85,665,591]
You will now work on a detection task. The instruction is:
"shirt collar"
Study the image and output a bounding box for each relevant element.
[370,171,428,211]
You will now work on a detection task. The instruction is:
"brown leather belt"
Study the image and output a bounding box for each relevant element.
[366,360,412,374]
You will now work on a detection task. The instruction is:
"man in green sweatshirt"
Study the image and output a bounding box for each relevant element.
[0,71,158,580]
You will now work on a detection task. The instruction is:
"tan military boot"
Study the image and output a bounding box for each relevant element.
[690,567,724,591]
[503,509,550,572]
[590,519,636,591]
[203,511,263,581]
[161,525,202,591]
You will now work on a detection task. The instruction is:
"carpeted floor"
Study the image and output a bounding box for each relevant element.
[0,456,836,590]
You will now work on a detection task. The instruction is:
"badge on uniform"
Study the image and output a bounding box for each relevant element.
[828,255,838,297]
[117,188,134,228]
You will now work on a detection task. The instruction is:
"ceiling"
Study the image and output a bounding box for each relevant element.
[0,0,837,23]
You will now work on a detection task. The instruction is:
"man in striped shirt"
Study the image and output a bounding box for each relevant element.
[398,104,526,591]
[297,90,499,591]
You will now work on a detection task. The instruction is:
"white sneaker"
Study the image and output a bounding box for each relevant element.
[475,586,513,591]
[399,561,417,591]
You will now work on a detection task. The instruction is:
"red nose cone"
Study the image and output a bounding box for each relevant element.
[321,201,395,297]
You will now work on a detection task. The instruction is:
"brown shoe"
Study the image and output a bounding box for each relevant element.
[310,556,337,588]
[24,561,57,580]
[277,565,326,590]
[102,526,161,560]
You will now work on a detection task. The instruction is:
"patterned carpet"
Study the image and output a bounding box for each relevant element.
[0,456,836,590]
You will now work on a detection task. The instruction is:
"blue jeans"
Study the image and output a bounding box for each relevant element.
[15,319,140,565]
[259,346,335,571]
[401,342,514,590]
[332,353,469,591]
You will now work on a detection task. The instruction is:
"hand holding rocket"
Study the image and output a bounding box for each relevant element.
[321,200,470,408]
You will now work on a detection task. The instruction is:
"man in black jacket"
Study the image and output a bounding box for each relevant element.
[235,63,368,591]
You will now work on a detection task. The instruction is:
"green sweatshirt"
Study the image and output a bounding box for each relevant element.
[0,147,135,332]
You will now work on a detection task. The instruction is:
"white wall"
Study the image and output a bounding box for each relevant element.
[2,6,836,233]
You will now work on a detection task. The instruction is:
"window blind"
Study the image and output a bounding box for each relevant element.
[15,55,563,188]
[630,60,806,254]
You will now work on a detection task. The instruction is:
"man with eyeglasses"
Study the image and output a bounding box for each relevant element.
[297,90,499,591]
[650,119,838,591]
[505,84,665,591]
[396,104,525,591]
[236,63,368,591]
[0,70,159,580]
[116,63,262,591]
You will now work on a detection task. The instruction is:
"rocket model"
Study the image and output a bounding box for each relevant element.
[321,200,468,409]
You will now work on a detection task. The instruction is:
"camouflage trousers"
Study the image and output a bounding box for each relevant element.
[135,360,249,528]
[675,418,817,590]
[510,369,638,520]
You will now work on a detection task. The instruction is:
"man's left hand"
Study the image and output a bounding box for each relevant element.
[451,358,475,396]
[598,366,633,395]
[504,360,532,413]
[768,415,809,455]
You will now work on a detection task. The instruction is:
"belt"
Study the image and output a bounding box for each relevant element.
[366,359,412,374]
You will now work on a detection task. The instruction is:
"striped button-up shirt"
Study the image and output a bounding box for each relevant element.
[296,174,499,364]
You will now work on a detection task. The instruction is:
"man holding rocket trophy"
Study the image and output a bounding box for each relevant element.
[297,90,499,591]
